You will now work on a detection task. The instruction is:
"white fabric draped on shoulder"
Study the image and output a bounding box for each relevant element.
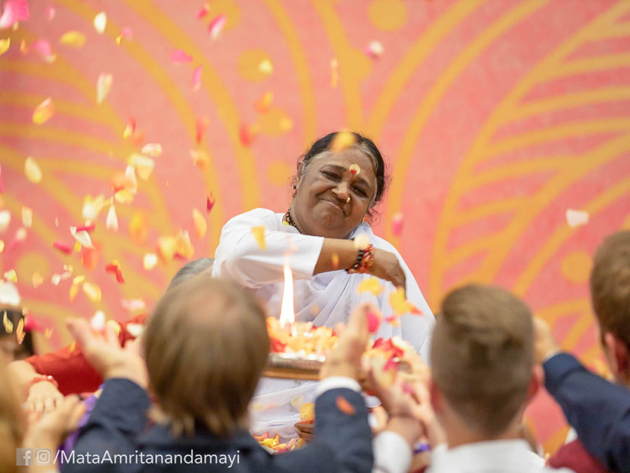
[211,208,436,438]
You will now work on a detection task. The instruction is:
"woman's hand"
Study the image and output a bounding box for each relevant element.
[294,422,314,442]
[26,381,64,413]
[369,249,407,290]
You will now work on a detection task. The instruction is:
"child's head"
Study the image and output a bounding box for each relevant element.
[0,361,26,473]
[590,231,630,384]
[144,273,270,437]
[430,284,537,438]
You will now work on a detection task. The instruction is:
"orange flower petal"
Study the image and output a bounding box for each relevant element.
[123,118,135,139]
[59,31,86,48]
[0,38,10,56]
[32,98,54,125]
[32,272,43,288]
[128,153,154,180]
[196,116,209,144]
[191,150,209,170]
[357,278,383,296]
[96,73,113,104]
[83,282,102,302]
[192,208,207,239]
[330,131,356,152]
[254,91,273,114]
[336,396,356,416]
[240,123,259,147]
[81,247,99,271]
[299,403,315,423]
[197,3,210,19]
[129,213,148,245]
[105,261,125,284]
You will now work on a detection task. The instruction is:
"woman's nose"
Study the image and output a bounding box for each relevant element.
[332,182,350,200]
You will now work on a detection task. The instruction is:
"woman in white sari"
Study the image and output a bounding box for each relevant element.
[211,132,435,438]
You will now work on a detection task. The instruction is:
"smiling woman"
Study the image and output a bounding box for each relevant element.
[211,131,435,439]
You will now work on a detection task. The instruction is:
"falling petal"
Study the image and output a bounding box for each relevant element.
[349,164,360,176]
[126,323,144,338]
[330,131,356,152]
[70,226,94,248]
[390,287,412,316]
[32,98,54,125]
[32,39,56,62]
[24,157,43,183]
[96,73,113,104]
[197,3,210,19]
[83,282,102,302]
[19,39,27,54]
[366,310,381,333]
[196,116,209,144]
[129,213,148,245]
[279,117,293,132]
[90,310,106,330]
[15,317,24,344]
[0,240,4,253]
[330,58,339,88]
[128,153,155,180]
[192,65,202,91]
[0,38,9,56]
[174,230,195,260]
[69,284,79,301]
[192,208,207,239]
[143,253,158,270]
[141,143,162,158]
[190,150,209,170]
[121,299,146,313]
[299,403,315,423]
[171,49,193,64]
[53,240,73,254]
[72,275,85,286]
[121,27,132,40]
[157,236,177,262]
[123,118,135,139]
[3,269,17,283]
[114,189,134,204]
[251,226,266,250]
[206,193,215,213]
[93,12,106,34]
[81,247,99,271]
[75,222,96,233]
[125,165,138,193]
[357,278,383,296]
[364,40,384,59]
[566,209,589,228]
[105,261,125,283]
[0,210,10,233]
[0,0,29,30]
[254,91,273,114]
[106,205,118,231]
[336,396,356,416]
[353,233,370,250]
[45,6,54,21]
[32,272,43,288]
[239,123,259,147]
[392,212,404,237]
[3,313,14,333]
[82,195,104,221]
[258,58,273,75]
[332,253,339,270]
[59,31,86,48]
[208,14,226,40]
[21,207,32,228]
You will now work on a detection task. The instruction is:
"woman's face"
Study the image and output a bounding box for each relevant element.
[291,148,378,239]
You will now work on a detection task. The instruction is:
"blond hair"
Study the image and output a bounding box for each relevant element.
[431,284,534,437]
[0,361,27,473]
[144,274,270,437]
[590,231,630,347]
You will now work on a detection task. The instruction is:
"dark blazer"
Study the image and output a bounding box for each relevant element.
[544,353,630,473]
[62,378,373,473]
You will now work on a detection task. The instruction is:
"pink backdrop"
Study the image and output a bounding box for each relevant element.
[2,0,630,452]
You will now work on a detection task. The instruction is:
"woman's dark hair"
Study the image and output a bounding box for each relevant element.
[296,132,389,211]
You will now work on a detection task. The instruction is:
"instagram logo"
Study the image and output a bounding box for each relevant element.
[35,449,52,465]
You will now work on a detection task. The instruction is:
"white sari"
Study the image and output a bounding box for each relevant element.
[212,208,435,438]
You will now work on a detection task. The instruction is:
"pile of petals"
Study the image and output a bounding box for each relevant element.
[252,432,305,453]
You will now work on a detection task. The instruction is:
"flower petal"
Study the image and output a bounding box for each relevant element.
[336,396,356,416]
[0,0,29,30]
[106,205,119,232]
[192,65,202,91]
[53,240,73,254]
[330,131,356,152]
[81,247,99,271]
[392,212,404,237]
[171,49,193,64]
[192,208,207,239]
[32,39,56,62]
[197,3,210,19]
[83,282,102,302]
[45,6,54,21]
[32,271,43,287]
[251,226,266,250]
[70,226,94,248]
[196,116,209,144]
[258,58,273,75]
[254,91,273,114]
[0,210,11,233]
[121,299,146,313]
[96,73,113,104]
[0,38,10,56]
[123,117,135,139]
[3,269,17,283]
[90,310,106,330]
[208,14,226,40]
[239,123,259,147]
[364,40,384,59]
[129,213,148,245]
[141,143,162,158]
[357,278,383,296]
[93,12,106,34]
[566,209,589,228]
[206,193,215,213]
[59,31,86,48]
[143,253,158,270]
[105,261,125,284]
[82,195,104,221]
[21,206,32,228]
[128,153,155,180]
[366,310,381,334]
[32,98,54,125]
[191,149,209,170]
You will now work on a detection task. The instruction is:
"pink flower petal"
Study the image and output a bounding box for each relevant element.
[197,3,210,19]
[392,212,404,237]
[171,49,193,64]
[196,116,209,144]
[0,0,29,30]
[192,65,202,91]
[53,240,73,254]
[208,14,226,41]
[364,40,384,59]
[366,311,381,334]
[45,5,54,21]
[32,39,56,62]
[206,193,215,213]
[121,26,133,41]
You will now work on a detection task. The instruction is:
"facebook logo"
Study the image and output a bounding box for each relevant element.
[16,448,33,466]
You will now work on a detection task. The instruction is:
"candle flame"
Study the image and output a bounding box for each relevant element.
[279,264,295,328]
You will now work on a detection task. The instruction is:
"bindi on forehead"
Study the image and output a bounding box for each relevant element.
[325,163,374,189]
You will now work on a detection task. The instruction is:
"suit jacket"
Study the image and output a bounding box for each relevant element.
[544,353,630,473]
[62,378,373,473]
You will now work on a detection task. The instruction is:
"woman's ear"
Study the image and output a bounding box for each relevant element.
[604,332,630,379]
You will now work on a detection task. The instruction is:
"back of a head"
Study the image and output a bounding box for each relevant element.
[144,273,270,437]
[0,361,26,473]
[431,284,534,437]
[590,231,630,348]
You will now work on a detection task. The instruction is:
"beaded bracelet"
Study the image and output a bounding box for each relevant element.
[25,375,59,396]
[347,244,375,274]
